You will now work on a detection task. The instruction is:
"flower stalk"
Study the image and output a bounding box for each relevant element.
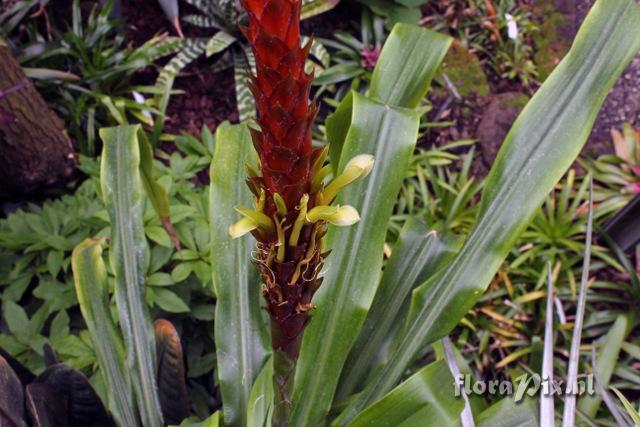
[231,0,373,423]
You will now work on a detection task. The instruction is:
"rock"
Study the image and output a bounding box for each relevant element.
[437,40,490,98]
[473,92,529,176]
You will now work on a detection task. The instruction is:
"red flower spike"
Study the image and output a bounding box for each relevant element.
[240,0,324,360]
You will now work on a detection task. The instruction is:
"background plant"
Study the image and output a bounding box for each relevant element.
[1,0,179,155]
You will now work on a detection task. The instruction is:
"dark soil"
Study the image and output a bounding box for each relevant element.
[119,0,361,141]
[423,0,640,176]
[560,0,640,157]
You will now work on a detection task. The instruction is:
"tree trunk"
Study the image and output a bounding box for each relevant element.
[0,42,74,198]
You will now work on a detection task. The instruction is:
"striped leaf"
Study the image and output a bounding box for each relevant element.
[209,122,269,427]
[234,47,256,123]
[71,238,137,427]
[206,31,236,57]
[100,125,163,427]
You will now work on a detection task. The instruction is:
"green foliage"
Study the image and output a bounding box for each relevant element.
[337,0,640,422]
[0,129,218,411]
[209,122,269,426]
[313,10,387,99]
[356,0,422,27]
[2,0,179,155]
[2,0,640,425]
[425,0,540,86]
[583,123,640,217]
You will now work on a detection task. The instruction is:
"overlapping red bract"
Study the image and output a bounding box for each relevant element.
[241,0,322,211]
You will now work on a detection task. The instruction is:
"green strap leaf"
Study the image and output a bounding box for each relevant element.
[100,125,163,427]
[209,122,269,427]
[325,24,451,172]
[290,93,420,426]
[369,24,451,109]
[337,218,460,400]
[343,360,463,427]
[71,238,138,427]
[577,314,631,419]
[338,0,640,421]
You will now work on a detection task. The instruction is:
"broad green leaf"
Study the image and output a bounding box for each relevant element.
[153,288,190,313]
[369,24,451,109]
[3,301,29,337]
[100,125,163,427]
[247,356,274,427]
[475,397,538,427]
[209,122,269,427]
[291,93,420,426]
[325,24,450,171]
[337,218,460,399]
[344,360,463,427]
[577,314,630,418]
[171,412,221,427]
[337,0,640,421]
[71,238,137,427]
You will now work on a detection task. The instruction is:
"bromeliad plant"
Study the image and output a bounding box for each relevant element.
[584,122,640,217]
[2,0,639,426]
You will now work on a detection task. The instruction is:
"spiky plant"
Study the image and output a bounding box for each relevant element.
[230,0,373,418]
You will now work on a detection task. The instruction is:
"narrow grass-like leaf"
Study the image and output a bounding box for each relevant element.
[592,348,632,427]
[611,388,640,426]
[338,1,640,420]
[337,219,459,399]
[563,181,593,427]
[209,122,269,427]
[343,360,463,427]
[291,93,419,426]
[577,314,630,419]
[442,337,474,427]
[540,261,555,426]
[100,125,163,427]
[71,238,137,427]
